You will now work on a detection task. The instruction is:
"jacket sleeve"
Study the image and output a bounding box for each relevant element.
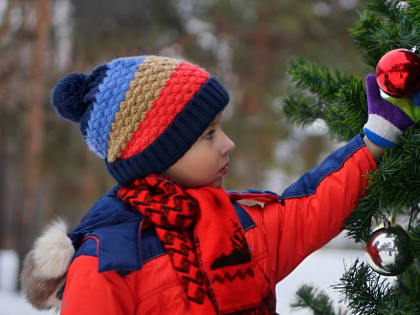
[60,255,136,315]
[262,134,377,283]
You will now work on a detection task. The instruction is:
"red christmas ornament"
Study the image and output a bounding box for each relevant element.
[376,48,420,98]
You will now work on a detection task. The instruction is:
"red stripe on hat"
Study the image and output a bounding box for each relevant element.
[120,62,210,159]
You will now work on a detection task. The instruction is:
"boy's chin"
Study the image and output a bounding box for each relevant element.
[172,177,223,189]
[210,178,223,188]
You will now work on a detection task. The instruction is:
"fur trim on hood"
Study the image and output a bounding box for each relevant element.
[21,219,75,310]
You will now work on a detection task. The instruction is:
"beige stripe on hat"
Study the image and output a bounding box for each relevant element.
[107,56,180,162]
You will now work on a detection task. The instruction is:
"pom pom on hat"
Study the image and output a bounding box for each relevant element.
[51,73,88,123]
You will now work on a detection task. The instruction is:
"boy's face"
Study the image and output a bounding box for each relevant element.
[164,112,235,188]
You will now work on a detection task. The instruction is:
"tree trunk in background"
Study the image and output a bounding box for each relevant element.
[0,95,6,249]
[19,0,51,262]
[0,0,22,250]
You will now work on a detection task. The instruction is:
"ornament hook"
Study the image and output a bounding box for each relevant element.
[375,203,392,230]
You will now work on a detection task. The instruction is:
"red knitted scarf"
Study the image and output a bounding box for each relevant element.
[117,175,274,314]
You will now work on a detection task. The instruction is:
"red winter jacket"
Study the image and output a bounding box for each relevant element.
[59,134,376,314]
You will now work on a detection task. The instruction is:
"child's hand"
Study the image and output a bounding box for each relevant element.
[363,74,419,148]
[380,88,420,123]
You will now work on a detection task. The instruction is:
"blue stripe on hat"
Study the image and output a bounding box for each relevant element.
[85,56,147,158]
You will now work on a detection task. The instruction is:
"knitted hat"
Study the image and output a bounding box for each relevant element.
[51,56,229,185]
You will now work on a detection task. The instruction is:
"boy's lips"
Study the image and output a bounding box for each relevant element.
[219,163,229,175]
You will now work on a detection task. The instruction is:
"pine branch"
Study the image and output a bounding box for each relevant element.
[284,59,366,141]
[334,259,420,315]
[410,225,420,258]
[344,182,381,241]
[397,264,420,310]
[406,0,420,33]
[369,129,420,207]
[286,58,347,102]
[349,11,387,68]
[333,259,400,315]
[364,0,407,21]
[345,128,420,241]
[324,76,367,141]
[285,0,420,313]
[350,11,416,69]
[282,91,324,128]
[363,0,388,14]
[333,260,389,314]
[291,284,344,315]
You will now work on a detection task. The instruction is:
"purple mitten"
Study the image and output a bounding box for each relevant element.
[363,74,415,147]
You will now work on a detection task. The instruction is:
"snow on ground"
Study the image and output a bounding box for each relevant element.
[275,248,363,314]
[0,250,19,292]
[0,291,55,315]
[1,247,369,315]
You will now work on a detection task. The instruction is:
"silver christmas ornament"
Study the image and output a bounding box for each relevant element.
[364,222,413,276]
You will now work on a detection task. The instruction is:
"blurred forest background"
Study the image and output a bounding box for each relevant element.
[0,0,366,280]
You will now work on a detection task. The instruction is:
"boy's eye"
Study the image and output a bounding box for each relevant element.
[203,130,215,139]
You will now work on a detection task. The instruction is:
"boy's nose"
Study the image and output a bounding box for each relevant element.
[222,133,235,156]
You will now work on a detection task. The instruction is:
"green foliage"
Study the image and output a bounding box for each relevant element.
[346,128,420,241]
[284,0,420,240]
[363,0,393,16]
[350,2,418,69]
[285,0,420,313]
[333,260,393,314]
[283,91,324,127]
[284,58,366,141]
[326,76,367,140]
[398,263,420,306]
[291,284,346,315]
[286,58,347,101]
[348,11,383,68]
[334,260,420,314]
[406,0,420,31]
[410,225,420,259]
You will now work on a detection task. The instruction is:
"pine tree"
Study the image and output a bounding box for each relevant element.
[283,0,420,313]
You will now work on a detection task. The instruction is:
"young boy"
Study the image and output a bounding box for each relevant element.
[21,56,416,314]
